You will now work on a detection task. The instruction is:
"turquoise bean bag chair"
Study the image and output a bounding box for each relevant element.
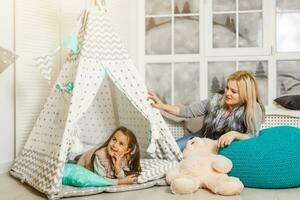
[219,126,300,188]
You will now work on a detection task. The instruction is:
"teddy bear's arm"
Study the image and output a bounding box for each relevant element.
[212,155,233,174]
[166,165,180,184]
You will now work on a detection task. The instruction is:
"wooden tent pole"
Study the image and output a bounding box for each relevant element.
[90,0,106,10]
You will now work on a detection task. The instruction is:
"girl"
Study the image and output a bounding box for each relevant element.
[77,126,141,185]
[148,70,265,151]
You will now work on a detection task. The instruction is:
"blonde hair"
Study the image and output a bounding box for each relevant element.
[220,70,265,135]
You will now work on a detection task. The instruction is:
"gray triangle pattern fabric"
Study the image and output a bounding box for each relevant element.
[10,9,183,198]
[0,46,18,73]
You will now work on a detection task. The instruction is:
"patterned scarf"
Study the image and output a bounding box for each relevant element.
[200,94,246,139]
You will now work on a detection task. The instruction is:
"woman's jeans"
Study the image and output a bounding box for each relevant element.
[176,131,200,152]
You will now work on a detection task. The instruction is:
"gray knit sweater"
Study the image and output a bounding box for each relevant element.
[178,94,263,139]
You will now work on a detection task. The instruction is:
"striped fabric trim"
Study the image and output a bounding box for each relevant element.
[50,159,176,199]
[138,159,178,183]
[10,148,64,196]
[33,54,54,83]
[53,179,167,199]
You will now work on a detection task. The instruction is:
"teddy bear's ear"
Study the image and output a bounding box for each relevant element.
[186,137,203,148]
[185,139,195,150]
[194,137,204,144]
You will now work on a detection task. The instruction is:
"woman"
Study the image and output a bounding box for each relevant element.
[148,70,265,151]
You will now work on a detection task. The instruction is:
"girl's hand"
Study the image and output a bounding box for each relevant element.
[118,174,137,185]
[148,91,164,110]
[111,152,124,174]
[217,131,237,148]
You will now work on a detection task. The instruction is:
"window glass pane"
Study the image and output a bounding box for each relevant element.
[277,13,300,52]
[146,63,172,104]
[277,0,300,11]
[145,17,171,54]
[277,60,300,97]
[145,0,171,15]
[174,63,200,105]
[239,0,262,10]
[239,61,268,105]
[174,0,199,14]
[239,13,263,47]
[213,0,235,12]
[213,14,236,48]
[175,16,199,54]
[208,62,236,96]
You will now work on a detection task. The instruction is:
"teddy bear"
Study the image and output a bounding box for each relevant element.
[166,137,244,195]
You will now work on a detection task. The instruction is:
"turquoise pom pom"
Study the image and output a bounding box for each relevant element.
[65,82,74,93]
[56,82,74,94]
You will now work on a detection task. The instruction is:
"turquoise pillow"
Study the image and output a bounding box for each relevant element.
[219,126,300,188]
[62,163,114,187]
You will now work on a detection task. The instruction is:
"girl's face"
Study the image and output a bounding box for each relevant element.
[224,80,241,107]
[107,131,130,157]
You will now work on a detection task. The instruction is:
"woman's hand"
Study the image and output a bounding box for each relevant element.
[218,131,251,148]
[118,174,137,185]
[217,131,237,148]
[148,91,164,110]
[148,91,181,115]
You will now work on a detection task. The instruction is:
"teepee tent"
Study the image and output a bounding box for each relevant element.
[10,1,182,199]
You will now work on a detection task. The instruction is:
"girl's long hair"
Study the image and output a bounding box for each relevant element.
[89,126,141,176]
[220,70,265,136]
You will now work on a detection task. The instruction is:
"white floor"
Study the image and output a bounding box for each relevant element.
[1,173,300,200]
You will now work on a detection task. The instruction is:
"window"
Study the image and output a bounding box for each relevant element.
[276,0,300,98]
[140,0,300,112]
[145,0,199,55]
[276,0,300,52]
[205,0,271,56]
[208,60,268,105]
[144,0,201,105]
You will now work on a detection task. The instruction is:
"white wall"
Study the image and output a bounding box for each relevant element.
[0,0,138,173]
[0,0,15,173]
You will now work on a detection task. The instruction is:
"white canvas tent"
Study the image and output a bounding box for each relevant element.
[10,3,182,199]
